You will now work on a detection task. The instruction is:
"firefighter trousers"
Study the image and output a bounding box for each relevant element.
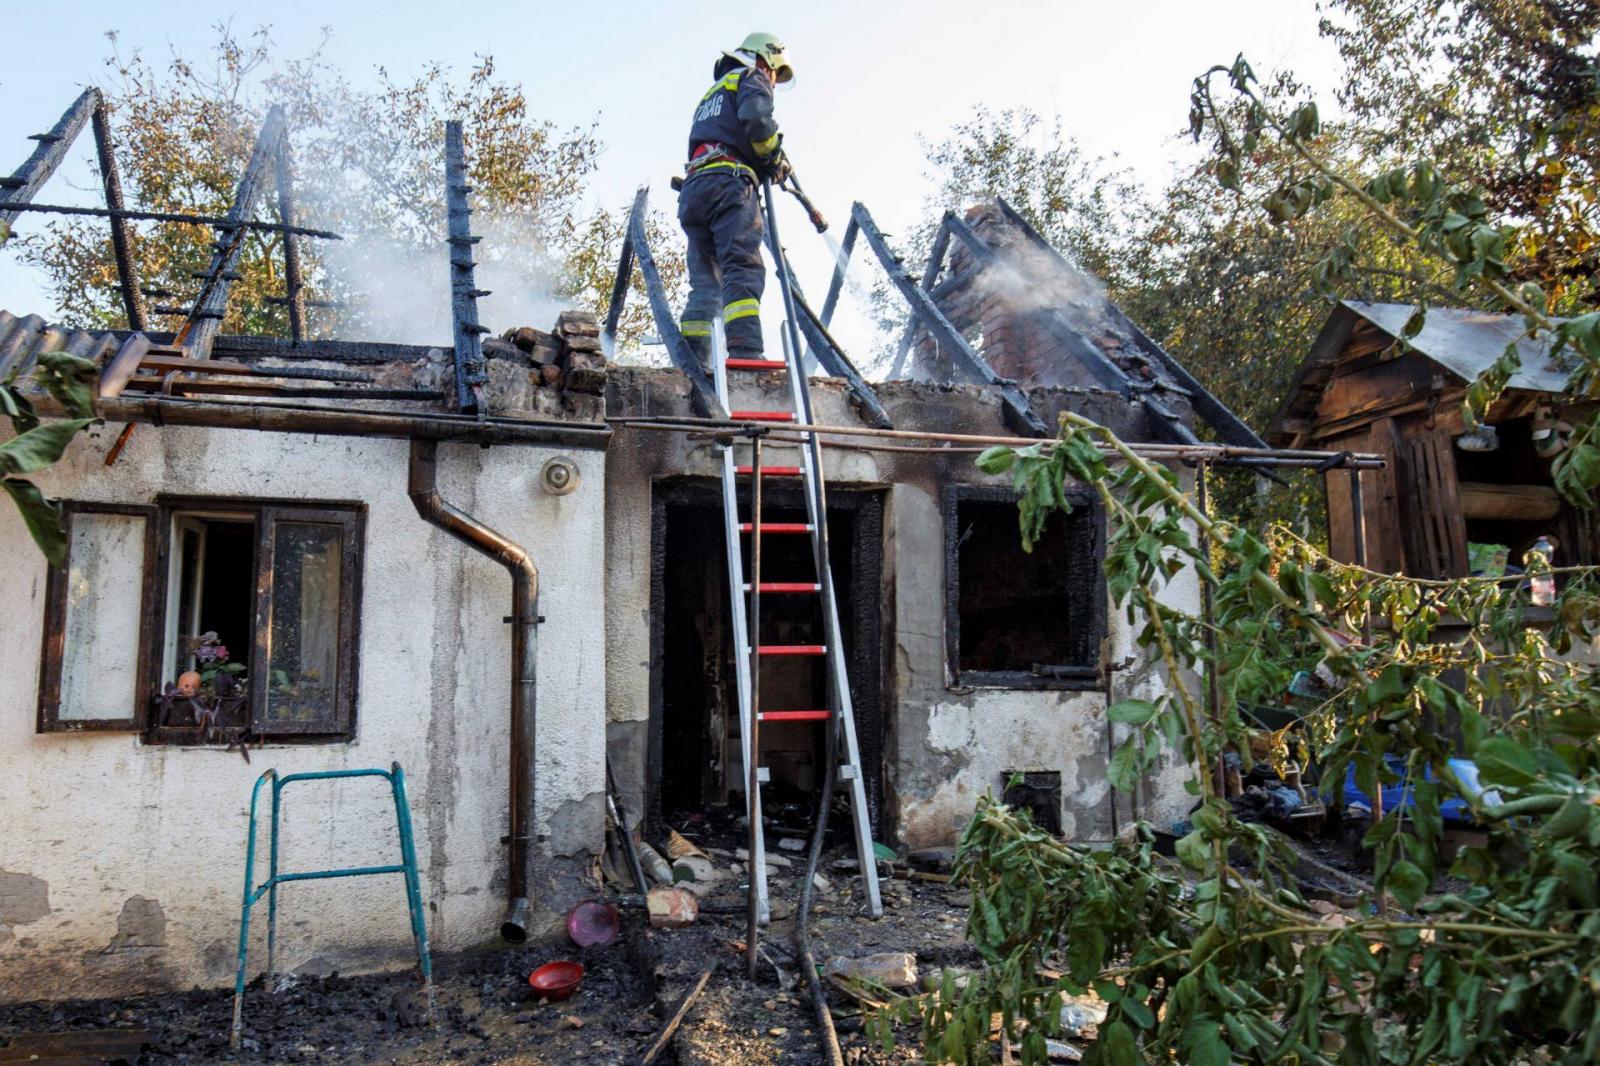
[677,169,766,360]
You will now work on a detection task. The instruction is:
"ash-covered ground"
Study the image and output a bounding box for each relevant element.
[0,806,981,1065]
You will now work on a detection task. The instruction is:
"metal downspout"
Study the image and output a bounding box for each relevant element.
[407,438,540,943]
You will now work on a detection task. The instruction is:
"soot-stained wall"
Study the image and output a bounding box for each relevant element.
[603,367,1199,851]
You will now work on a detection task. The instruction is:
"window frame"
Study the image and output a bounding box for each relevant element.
[146,495,365,745]
[943,483,1106,691]
[37,501,161,733]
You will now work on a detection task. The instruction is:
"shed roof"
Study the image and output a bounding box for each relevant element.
[1265,301,1573,445]
[1347,301,1571,394]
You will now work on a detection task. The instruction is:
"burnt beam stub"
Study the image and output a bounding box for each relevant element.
[184,106,288,360]
[274,140,308,343]
[1,88,98,233]
[444,120,490,415]
[602,187,644,348]
[90,100,147,331]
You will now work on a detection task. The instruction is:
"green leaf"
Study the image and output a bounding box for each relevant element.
[1096,1020,1138,1066]
[32,351,98,420]
[0,384,39,433]
[1107,699,1158,726]
[1474,736,1541,788]
[1,477,67,567]
[1108,738,1141,792]
[1174,830,1210,871]
[0,418,94,476]
[1181,1017,1231,1066]
[1386,859,1429,910]
[1065,925,1105,982]
[975,445,1017,474]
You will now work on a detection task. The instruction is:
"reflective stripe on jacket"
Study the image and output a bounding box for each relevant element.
[686,64,779,170]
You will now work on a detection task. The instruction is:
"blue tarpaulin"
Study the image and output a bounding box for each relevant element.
[1341,755,1496,825]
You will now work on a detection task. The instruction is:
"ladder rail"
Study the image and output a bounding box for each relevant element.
[712,318,771,923]
[761,180,884,918]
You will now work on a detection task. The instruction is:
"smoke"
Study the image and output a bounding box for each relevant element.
[311,208,570,347]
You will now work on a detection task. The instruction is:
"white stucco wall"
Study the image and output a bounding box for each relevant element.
[0,422,607,1002]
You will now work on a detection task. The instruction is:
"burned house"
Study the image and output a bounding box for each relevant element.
[1266,301,1598,579]
[2,94,1286,1000]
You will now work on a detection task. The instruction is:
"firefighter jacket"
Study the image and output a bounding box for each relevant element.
[686,63,780,174]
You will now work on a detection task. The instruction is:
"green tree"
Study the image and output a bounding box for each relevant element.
[876,46,1600,1065]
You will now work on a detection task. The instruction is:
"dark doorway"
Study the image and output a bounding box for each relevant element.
[649,480,886,837]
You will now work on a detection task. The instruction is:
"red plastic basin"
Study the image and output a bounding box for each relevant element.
[529,960,584,1001]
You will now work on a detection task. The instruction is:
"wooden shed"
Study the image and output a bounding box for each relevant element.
[1266,301,1597,578]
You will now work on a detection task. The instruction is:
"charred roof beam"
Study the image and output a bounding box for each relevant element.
[852,203,1048,437]
[182,105,288,361]
[887,220,952,380]
[0,88,98,234]
[620,185,720,415]
[444,120,490,415]
[940,210,1201,447]
[990,197,1267,449]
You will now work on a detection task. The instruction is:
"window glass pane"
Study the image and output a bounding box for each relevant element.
[60,512,146,720]
[263,521,343,727]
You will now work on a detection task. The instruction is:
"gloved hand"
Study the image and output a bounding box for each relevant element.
[763,149,792,185]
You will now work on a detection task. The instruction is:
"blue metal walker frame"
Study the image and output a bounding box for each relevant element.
[230,763,434,1050]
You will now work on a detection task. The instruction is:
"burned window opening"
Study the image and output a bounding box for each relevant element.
[945,485,1104,690]
[647,480,886,840]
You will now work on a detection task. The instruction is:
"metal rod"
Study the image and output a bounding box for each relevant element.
[745,431,764,979]
[274,140,307,343]
[0,200,342,240]
[606,414,1386,467]
[95,394,612,447]
[851,202,1047,436]
[1350,466,1368,568]
[90,102,147,330]
[0,88,97,231]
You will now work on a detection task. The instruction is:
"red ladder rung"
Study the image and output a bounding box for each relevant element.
[726,357,788,371]
[746,582,820,594]
[738,522,813,534]
[736,465,802,477]
[729,410,796,423]
[758,644,826,656]
[758,710,833,722]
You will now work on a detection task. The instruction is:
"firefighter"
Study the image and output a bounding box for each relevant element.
[677,32,795,365]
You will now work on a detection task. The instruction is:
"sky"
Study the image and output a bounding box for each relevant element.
[0,0,1347,359]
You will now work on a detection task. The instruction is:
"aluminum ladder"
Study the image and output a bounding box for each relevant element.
[712,179,883,924]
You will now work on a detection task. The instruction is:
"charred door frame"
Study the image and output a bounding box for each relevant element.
[647,477,888,838]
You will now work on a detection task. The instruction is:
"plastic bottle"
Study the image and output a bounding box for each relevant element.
[1529,535,1556,606]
